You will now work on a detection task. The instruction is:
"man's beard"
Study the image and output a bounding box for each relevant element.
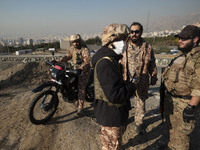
[74,44,81,49]
[131,36,140,44]
[178,42,194,53]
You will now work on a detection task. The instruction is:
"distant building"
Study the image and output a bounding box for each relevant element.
[18,37,24,45]
[0,40,6,46]
[0,42,6,53]
[27,39,33,45]
[15,49,32,55]
[60,38,71,50]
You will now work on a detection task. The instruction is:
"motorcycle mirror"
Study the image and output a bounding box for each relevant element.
[49,48,55,56]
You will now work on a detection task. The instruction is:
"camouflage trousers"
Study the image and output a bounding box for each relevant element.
[164,93,197,150]
[77,71,90,109]
[134,91,146,126]
[100,126,126,150]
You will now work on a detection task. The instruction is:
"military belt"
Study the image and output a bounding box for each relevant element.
[167,92,191,99]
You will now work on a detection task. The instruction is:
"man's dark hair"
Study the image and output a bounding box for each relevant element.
[130,22,143,33]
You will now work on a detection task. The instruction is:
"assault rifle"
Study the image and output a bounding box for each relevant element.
[160,67,166,124]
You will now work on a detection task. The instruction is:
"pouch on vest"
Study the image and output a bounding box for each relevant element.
[163,55,191,96]
[72,48,83,69]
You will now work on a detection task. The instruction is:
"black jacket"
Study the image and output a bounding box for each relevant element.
[92,46,135,127]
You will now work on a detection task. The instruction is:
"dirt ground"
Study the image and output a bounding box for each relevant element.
[0,61,199,150]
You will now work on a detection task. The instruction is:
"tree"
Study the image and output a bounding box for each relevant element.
[84,36,102,45]
[144,35,178,54]
[2,41,60,53]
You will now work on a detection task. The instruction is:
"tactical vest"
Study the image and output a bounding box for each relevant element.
[162,47,200,96]
[94,56,125,107]
[72,47,84,69]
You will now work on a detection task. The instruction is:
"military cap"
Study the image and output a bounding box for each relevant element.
[175,25,200,39]
[70,34,81,42]
[102,24,130,46]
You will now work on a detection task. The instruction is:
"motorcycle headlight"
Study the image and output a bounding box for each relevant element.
[51,72,57,79]
[51,65,64,80]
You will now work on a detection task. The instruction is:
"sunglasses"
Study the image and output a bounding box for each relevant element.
[178,37,192,41]
[72,40,80,43]
[131,30,140,34]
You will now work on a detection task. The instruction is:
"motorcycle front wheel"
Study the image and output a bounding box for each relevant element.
[28,90,59,125]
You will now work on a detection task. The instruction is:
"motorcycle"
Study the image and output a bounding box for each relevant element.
[28,50,94,125]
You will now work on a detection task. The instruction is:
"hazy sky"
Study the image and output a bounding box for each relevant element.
[0,0,200,38]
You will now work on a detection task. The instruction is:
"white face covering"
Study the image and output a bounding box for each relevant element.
[113,40,125,55]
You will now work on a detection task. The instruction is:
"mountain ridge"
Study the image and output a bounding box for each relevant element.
[147,12,200,32]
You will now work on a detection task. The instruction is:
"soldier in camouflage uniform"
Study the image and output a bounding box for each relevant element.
[59,34,91,116]
[92,24,135,150]
[162,25,200,150]
[121,22,157,134]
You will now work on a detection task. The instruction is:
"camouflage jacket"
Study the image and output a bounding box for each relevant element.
[60,45,91,72]
[122,38,157,81]
[121,38,157,99]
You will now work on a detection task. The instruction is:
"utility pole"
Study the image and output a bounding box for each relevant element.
[146,11,150,34]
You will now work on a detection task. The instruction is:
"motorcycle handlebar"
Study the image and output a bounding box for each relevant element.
[46,60,82,75]
[66,69,82,76]
[46,60,57,66]
[46,61,53,66]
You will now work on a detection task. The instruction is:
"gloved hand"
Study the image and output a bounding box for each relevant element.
[183,104,196,123]
[150,76,158,85]
[76,57,83,65]
[76,69,82,75]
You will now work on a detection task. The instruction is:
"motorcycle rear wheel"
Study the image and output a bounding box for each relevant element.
[28,90,59,125]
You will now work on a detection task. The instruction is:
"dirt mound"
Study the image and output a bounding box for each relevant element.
[0,61,50,88]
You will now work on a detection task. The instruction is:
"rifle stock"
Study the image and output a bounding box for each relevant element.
[160,67,166,124]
